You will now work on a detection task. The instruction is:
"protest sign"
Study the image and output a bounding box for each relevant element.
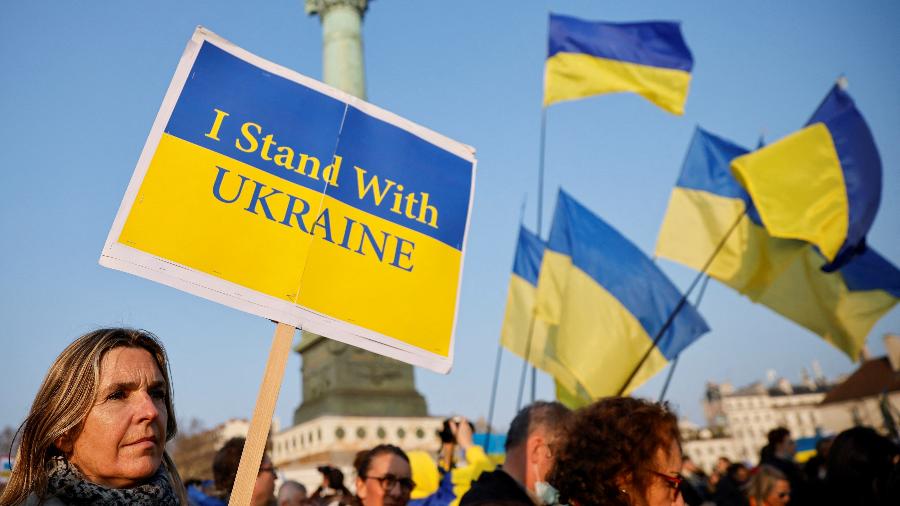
[100,27,477,374]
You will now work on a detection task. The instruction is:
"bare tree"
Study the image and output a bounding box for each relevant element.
[168,418,220,482]
[0,425,20,460]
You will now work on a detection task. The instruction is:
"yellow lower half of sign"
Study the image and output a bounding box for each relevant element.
[119,133,461,356]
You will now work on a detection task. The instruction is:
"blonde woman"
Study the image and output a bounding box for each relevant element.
[746,465,790,506]
[0,328,186,505]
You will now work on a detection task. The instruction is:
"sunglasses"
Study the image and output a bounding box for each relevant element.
[364,474,416,493]
[258,465,278,477]
[649,470,684,500]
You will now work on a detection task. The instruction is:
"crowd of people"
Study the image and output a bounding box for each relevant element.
[2,328,900,506]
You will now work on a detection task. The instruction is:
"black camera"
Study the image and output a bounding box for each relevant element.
[317,465,344,487]
[437,416,475,444]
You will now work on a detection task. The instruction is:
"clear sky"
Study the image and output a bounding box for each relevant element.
[2,1,898,435]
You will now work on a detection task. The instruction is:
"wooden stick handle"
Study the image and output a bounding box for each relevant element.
[228,322,296,506]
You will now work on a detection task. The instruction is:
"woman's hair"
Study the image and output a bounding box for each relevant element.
[548,397,680,506]
[0,328,186,506]
[354,444,410,479]
[825,426,900,506]
[745,465,787,505]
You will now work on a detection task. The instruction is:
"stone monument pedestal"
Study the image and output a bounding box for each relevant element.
[293,332,428,425]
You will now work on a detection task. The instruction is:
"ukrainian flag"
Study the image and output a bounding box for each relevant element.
[657,128,899,360]
[535,191,709,397]
[500,226,549,364]
[544,13,694,115]
[499,226,591,407]
[731,84,882,268]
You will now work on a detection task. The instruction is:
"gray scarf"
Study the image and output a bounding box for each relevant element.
[46,456,179,505]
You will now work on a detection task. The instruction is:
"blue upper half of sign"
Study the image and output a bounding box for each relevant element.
[165,41,473,250]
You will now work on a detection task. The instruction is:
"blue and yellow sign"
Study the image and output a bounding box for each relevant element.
[101,28,476,372]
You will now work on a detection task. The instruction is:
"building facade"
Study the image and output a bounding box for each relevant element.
[272,415,442,487]
[818,335,900,436]
[683,372,833,471]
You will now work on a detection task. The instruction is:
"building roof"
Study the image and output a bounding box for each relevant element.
[821,357,900,405]
[768,384,831,397]
[725,381,830,398]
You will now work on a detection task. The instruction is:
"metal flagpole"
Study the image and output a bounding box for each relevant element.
[486,198,528,449]
[483,345,503,452]
[617,209,746,396]
[520,15,552,407]
[517,106,549,407]
[532,106,548,403]
[658,274,711,402]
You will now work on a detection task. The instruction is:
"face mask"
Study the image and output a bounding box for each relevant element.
[534,480,561,505]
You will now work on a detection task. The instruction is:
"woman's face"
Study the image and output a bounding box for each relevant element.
[640,439,685,506]
[356,452,413,506]
[60,347,168,488]
[766,479,791,506]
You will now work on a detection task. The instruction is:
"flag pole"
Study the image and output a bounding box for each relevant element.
[516,105,549,408]
[483,344,503,452]
[532,106,548,403]
[520,14,551,407]
[486,198,528,450]
[617,209,746,396]
[658,274,711,402]
[516,315,540,410]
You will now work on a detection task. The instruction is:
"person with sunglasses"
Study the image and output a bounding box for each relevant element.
[355,445,416,506]
[548,397,686,506]
[746,465,790,506]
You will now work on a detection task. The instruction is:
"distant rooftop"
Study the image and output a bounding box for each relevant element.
[821,357,900,405]
[722,380,831,398]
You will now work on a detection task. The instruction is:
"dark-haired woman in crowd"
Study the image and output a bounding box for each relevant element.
[548,397,684,506]
[354,445,415,506]
[0,328,187,506]
[824,426,900,506]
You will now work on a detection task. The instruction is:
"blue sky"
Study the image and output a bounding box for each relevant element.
[2,1,898,434]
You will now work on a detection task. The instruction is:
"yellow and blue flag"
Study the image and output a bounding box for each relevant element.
[499,226,591,407]
[500,226,549,363]
[543,13,694,115]
[657,127,899,360]
[535,190,709,397]
[731,84,882,268]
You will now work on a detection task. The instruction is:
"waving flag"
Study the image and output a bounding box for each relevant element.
[535,190,709,397]
[499,226,590,407]
[544,13,694,114]
[500,226,550,363]
[731,84,882,268]
[657,127,899,359]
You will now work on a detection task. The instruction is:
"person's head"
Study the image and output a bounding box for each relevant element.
[716,457,732,474]
[727,463,750,484]
[814,436,833,462]
[504,401,572,491]
[681,456,699,475]
[746,465,790,506]
[213,437,276,506]
[0,328,183,505]
[278,480,308,506]
[548,397,683,506]
[317,465,345,492]
[766,427,794,459]
[354,444,414,506]
[825,426,900,506]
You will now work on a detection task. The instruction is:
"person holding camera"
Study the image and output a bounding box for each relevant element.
[408,416,494,506]
[309,465,352,506]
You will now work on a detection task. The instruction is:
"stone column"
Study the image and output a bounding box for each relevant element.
[294,0,428,425]
[306,0,368,99]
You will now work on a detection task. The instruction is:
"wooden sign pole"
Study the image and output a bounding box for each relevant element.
[228,322,296,506]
